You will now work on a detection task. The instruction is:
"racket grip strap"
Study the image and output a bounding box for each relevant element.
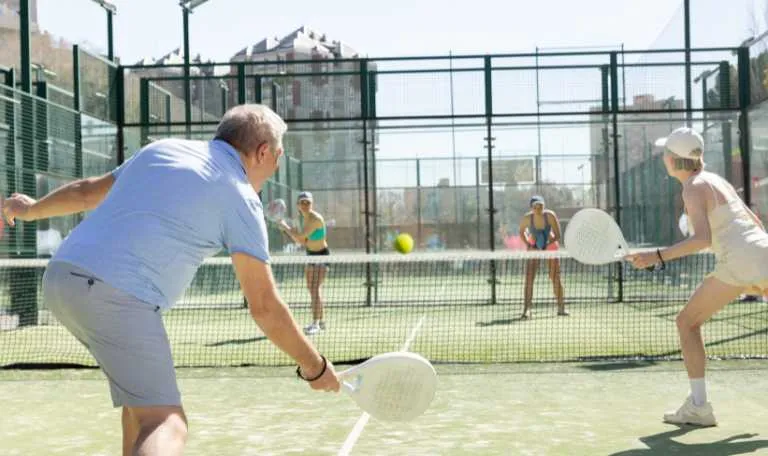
[296,354,328,382]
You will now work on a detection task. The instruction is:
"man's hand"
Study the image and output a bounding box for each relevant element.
[2,193,37,227]
[299,357,341,393]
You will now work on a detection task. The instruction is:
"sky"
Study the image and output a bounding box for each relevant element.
[30,0,768,190]
[37,0,687,64]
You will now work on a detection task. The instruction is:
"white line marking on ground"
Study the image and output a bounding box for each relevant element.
[401,316,426,352]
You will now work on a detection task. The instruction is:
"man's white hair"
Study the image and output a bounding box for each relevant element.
[214,104,287,154]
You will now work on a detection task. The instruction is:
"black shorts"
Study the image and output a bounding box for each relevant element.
[306,247,330,268]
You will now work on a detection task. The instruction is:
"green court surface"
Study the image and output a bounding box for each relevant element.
[2,361,768,455]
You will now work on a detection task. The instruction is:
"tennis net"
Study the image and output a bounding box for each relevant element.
[1,249,767,368]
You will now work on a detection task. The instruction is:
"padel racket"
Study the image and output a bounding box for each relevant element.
[265,198,287,224]
[338,352,437,422]
[564,208,657,270]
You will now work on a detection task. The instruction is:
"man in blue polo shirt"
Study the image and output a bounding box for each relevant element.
[2,104,339,455]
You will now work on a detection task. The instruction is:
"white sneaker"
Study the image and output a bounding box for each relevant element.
[663,396,717,427]
[304,323,322,335]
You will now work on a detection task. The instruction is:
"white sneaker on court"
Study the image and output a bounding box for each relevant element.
[304,323,321,335]
[663,396,717,427]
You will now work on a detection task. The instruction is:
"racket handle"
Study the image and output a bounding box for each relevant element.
[341,380,358,393]
[340,374,362,394]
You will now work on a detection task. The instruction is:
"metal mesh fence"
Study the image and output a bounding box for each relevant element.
[4,249,768,368]
[3,43,768,368]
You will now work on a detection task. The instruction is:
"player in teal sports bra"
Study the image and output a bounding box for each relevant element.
[517,195,567,319]
[280,191,329,335]
[303,221,326,242]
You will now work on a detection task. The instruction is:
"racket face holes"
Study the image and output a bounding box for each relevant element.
[372,365,436,421]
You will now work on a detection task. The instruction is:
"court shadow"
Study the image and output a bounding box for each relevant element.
[578,360,657,371]
[609,426,768,456]
[476,315,558,327]
[656,327,768,358]
[205,336,267,347]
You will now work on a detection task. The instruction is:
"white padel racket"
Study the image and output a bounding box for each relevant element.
[564,208,657,270]
[338,352,437,422]
[265,198,287,224]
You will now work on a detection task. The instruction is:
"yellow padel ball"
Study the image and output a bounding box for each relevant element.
[394,233,414,254]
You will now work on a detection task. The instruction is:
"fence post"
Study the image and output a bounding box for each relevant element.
[475,157,481,248]
[3,69,16,200]
[115,66,125,165]
[684,0,693,125]
[609,52,624,302]
[139,78,149,146]
[237,62,246,104]
[719,61,733,182]
[483,55,498,305]
[254,75,262,104]
[73,46,83,181]
[737,46,752,207]
[416,159,422,247]
[359,59,375,306]
[19,0,31,94]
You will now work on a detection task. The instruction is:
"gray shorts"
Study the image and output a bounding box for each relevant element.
[42,261,181,408]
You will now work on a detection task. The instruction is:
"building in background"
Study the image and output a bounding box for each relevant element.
[230,26,376,237]
[0,0,38,32]
[131,48,224,123]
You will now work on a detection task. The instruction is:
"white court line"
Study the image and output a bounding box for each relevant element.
[336,315,426,456]
[337,413,370,456]
[400,316,426,352]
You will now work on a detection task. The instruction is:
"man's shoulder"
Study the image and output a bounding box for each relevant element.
[149,137,206,147]
[135,138,209,161]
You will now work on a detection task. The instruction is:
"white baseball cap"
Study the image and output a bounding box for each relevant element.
[654,127,705,160]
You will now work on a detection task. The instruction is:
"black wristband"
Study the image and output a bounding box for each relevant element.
[656,248,666,270]
[296,355,327,382]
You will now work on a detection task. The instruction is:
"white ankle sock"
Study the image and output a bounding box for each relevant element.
[690,378,707,406]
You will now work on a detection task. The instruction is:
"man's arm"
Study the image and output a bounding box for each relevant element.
[231,252,339,390]
[3,173,115,226]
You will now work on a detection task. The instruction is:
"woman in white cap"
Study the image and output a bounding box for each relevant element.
[626,126,768,427]
[517,195,567,319]
[280,191,329,335]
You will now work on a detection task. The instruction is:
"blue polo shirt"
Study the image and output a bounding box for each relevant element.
[52,138,269,309]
